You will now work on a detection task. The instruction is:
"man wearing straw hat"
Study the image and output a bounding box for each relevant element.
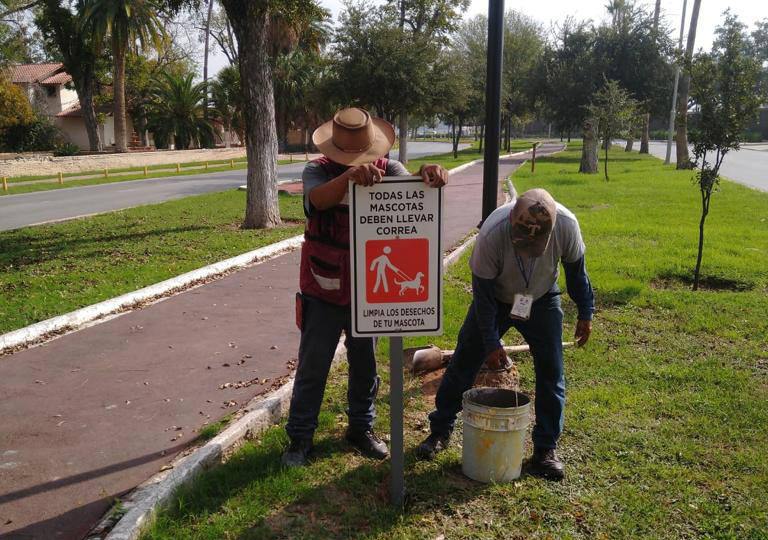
[282,107,448,467]
[416,188,594,480]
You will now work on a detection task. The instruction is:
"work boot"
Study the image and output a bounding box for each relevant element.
[529,447,565,480]
[415,432,451,461]
[345,428,389,460]
[281,438,313,467]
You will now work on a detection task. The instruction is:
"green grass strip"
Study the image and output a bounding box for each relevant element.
[0,191,305,334]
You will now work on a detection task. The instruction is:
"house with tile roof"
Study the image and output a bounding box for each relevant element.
[9,63,127,150]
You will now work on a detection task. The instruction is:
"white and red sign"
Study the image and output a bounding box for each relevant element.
[350,176,443,337]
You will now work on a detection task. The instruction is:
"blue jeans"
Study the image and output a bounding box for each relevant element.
[286,295,378,441]
[428,293,565,449]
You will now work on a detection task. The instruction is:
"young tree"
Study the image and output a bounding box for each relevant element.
[688,15,764,291]
[432,48,472,157]
[331,3,436,124]
[385,0,468,164]
[452,14,487,152]
[535,19,601,146]
[593,1,673,155]
[674,0,701,169]
[83,0,165,153]
[586,79,637,181]
[501,10,545,147]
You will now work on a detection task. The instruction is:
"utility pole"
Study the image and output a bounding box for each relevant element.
[665,0,687,165]
[482,0,505,222]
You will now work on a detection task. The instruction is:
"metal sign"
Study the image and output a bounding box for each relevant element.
[350,176,443,337]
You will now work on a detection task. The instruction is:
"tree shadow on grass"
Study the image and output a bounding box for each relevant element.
[0,225,212,268]
[652,270,755,292]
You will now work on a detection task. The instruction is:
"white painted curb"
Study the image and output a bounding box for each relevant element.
[0,235,303,355]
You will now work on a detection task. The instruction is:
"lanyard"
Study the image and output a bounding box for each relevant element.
[514,253,536,290]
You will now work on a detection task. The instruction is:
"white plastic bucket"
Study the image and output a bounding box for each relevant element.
[461,387,531,483]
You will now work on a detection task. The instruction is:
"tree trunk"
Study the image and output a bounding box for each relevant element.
[676,0,701,170]
[224,2,280,228]
[640,112,650,153]
[505,115,511,152]
[579,118,599,173]
[604,138,610,181]
[693,188,710,291]
[203,0,214,122]
[451,121,457,158]
[112,35,128,153]
[398,112,408,165]
[625,138,634,151]
[478,124,484,153]
[77,78,102,152]
[653,0,661,36]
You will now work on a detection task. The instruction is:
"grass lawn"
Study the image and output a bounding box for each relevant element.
[141,145,767,539]
[0,158,299,196]
[0,191,304,334]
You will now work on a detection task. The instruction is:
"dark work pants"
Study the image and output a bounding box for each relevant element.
[286,295,378,442]
[428,294,565,449]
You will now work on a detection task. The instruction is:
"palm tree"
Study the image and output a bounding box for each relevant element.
[147,72,212,149]
[210,64,244,148]
[83,0,164,152]
[675,0,701,169]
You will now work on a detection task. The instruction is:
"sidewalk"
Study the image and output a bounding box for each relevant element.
[0,144,563,539]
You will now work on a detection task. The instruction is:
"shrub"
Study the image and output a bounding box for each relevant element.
[0,77,34,130]
[650,129,675,141]
[53,142,81,156]
[2,118,62,152]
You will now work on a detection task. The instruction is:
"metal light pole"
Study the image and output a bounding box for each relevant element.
[665,0,688,165]
[482,0,505,222]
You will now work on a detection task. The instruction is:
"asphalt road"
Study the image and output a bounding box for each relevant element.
[0,142,468,232]
[637,140,768,192]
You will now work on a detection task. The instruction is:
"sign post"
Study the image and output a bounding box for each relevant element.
[350,176,443,506]
[389,335,404,507]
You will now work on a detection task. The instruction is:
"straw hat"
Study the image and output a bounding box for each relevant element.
[312,107,396,166]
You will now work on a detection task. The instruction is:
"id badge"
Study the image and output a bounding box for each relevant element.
[510,294,533,320]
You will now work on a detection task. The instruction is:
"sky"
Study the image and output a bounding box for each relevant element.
[207,0,768,76]
[321,0,768,49]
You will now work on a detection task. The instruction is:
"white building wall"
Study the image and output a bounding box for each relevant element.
[54,117,91,149]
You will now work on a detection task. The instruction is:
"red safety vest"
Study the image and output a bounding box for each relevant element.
[299,156,389,305]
